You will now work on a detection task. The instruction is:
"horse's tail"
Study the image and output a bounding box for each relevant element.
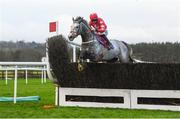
[129,47,134,63]
[128,47,135,63]
[121,41,156,63]
[126,44,155,63]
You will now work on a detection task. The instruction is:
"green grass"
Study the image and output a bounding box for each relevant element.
[0,79,180,118]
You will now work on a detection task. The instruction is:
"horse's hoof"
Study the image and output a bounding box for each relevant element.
[78,63,84,72]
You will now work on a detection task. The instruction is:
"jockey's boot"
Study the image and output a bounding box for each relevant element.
[102,35,114,50]
[107,40,114,49]
[104,43,111,50]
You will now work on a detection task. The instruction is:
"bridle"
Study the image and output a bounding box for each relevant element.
[71,18,95,45]
[70,22,82,38]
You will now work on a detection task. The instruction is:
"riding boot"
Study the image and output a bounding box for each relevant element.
[106,43,111,50]
[102,35,114,50]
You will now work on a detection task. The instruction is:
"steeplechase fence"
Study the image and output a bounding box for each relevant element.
[48,35,180,111]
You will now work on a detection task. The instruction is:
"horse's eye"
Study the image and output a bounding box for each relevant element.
[76,26,79,29]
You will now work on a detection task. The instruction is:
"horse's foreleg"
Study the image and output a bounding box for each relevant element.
[78,51,85,63]
[77,51,87,72]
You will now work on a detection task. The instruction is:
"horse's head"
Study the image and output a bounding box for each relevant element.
[68,17,83,41]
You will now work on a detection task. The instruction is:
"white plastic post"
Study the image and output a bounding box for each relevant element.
[73,45,76,62]
[5,70,8,85]
[44,66,46,83]
[55,86,58,106]
[41,69,44,84]
[45,43,54,81]
[14,66,17,104]
[25,69,28,84]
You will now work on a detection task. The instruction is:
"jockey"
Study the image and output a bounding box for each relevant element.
[89,13,113,50]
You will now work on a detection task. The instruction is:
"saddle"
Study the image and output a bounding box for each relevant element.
[96,35,114,50]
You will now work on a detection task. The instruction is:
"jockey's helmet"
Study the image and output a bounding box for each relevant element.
[90,13,98,21]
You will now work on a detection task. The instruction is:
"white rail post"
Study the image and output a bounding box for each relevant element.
[55,86,59,106]
[44,66,46,83]
[41,69,44,84]
[25,69,28,84]
[73,45,76,62]
[5,70,8,85]
[14,65,18,104]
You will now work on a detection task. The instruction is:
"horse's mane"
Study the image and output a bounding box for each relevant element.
[74,16,90,29]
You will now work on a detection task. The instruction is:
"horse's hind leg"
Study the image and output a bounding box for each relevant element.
[118,45,133,63]
[118,54,130,63]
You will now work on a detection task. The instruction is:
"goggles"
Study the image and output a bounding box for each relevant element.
[92,19,98,22]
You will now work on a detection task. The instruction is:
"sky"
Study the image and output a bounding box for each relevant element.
[0,0,180,44]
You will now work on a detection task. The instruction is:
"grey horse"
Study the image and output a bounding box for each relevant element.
[68,17,134,63]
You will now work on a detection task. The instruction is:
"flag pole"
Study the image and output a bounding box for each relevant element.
[56,21,59,35]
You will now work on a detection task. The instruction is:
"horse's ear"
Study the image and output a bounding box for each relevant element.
[72,17,75,22]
